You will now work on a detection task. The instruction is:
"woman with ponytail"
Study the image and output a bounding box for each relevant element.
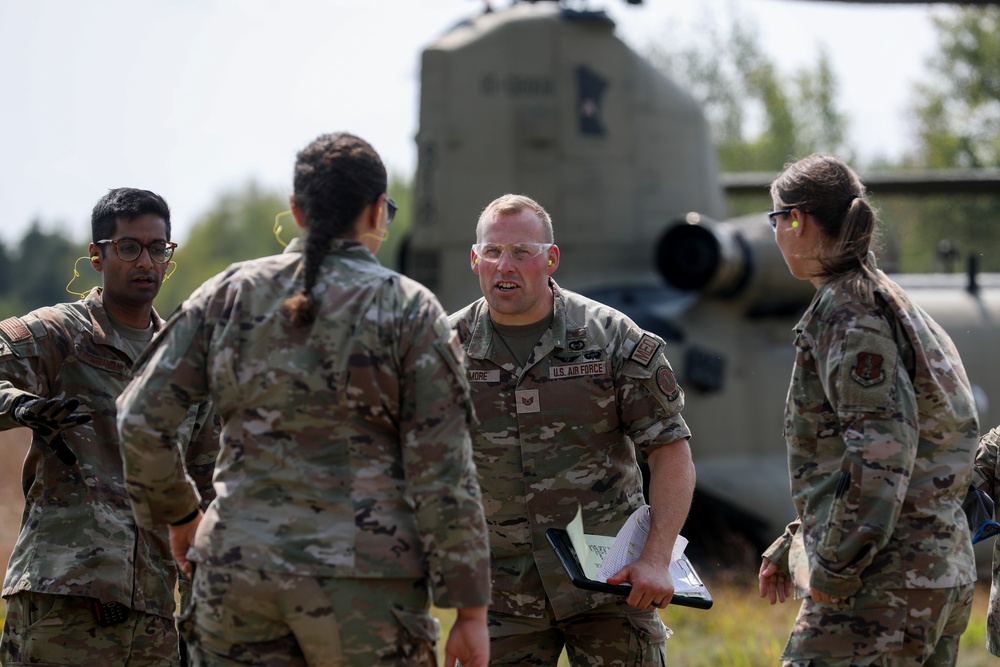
[757,155,979,666]
[117,133,491,667]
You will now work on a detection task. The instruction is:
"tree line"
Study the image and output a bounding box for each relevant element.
[2,5,997,320]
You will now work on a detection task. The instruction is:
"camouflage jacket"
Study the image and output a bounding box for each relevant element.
[973,426,1000,656]
[0,288,219,618]
[765,270,978,599]
[117,237,491,610]
[449,279,691,620]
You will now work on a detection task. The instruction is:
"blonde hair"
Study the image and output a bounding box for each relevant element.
[476,194,554,243]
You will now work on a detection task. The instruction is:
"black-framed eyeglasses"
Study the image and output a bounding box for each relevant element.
[767,208,794,230]
[386,197,398,226]
[96,238,177,264]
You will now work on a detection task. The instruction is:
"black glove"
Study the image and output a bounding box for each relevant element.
[12,395,91,465]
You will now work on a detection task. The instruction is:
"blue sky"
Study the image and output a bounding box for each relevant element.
[0,0,942,246]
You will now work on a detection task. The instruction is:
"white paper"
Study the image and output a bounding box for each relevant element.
[597,504,652,581]
[567,504,706,597]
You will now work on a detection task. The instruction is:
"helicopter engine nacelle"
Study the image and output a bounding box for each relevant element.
[655,213,816,316]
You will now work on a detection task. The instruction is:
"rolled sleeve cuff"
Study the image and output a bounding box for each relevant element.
[762,534,791,576]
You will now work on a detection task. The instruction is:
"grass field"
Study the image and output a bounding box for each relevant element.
[1,427,996,664]
[432,576,995,666]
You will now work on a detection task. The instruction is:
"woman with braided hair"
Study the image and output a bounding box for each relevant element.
[118,132,491,666]
[757,154,978,666]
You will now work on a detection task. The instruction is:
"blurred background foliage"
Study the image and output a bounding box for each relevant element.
[1,5,998,319]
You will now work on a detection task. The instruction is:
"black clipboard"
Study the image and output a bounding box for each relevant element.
[545,527,713,610]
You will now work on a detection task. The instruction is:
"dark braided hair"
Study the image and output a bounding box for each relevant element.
[283,133,387,326]
[770,154,879,293]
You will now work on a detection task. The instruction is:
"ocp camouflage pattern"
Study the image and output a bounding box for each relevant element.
[767,270,978,599]
[973,425,1000,657]
[0,288,219,619]
[117,237,491,610]
[449,279,690,620]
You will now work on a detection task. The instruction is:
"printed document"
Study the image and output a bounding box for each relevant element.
[564,504,707,596]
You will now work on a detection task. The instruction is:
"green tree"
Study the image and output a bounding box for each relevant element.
[645,2,851,220]
[881,6,1000,273]
[156,181,290,313]
[912,7,1000,169]
[647,4,851,176]
[0,239,12,301]
[155,176,415,313]
[379,171,413,273]
[13,222,87,313]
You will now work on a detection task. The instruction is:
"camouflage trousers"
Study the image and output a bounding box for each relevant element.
[781,584,975,667]
[487,600,669,666]
[0,591,179,666]
[179,564,439,667]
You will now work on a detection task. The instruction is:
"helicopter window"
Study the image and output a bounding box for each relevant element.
[472,243,553,263]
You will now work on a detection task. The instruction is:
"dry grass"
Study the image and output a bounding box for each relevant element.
[0,429,995,665]
[433,575,996,667]
[0,429,29,574]
[0,428,30,630]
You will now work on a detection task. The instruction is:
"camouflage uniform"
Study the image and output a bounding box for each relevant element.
[973,426,1000,657]
[763,270,978,665]
[449,279,689,666]
[117,237,491,665]
[0,288,219,666]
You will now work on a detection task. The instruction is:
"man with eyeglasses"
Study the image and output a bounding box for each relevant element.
[0,187,219,666]
[449,194,696,666]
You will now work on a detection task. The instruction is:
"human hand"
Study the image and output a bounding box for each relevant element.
[12,395,91,465]
[606,558,674,611]
[13,395,91,436]
[758,557,792,605]
[444,606,489,667]
[168,511,203,577]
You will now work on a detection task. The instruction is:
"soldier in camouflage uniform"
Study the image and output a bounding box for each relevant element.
[0,188,219,666]
[758,155,978,666]
[449,194,696,666]
[116,132,492,667]
[973,427,1000,657]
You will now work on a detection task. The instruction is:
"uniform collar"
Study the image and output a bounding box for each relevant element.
[84,287,163,347]
[283,235,380,264]
[466,278,567,360]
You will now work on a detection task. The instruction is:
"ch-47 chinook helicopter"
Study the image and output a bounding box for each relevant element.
[401,0,1000,567]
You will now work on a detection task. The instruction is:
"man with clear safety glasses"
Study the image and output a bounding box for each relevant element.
[449,193,696,666]
[0,187,219,666]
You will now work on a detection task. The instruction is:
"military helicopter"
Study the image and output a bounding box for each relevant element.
[402,0,1000,567]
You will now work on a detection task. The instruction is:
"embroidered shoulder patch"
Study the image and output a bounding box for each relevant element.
[850,351,885,387]
[630,333,660,367]
[656,365,681,401]
[0,317,30,342]
[839,329,898,412]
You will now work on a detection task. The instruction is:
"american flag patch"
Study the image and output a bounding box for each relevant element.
[0,317,30,342]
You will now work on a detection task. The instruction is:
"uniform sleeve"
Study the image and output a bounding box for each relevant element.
[398,295,491,609]
[808,319,916,597]
[0,315,64,428]
[616,327,691,456]
[182,401,222,510]
[117,298,214,528]
[762,518,800,575]
[975,427,1000,503]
